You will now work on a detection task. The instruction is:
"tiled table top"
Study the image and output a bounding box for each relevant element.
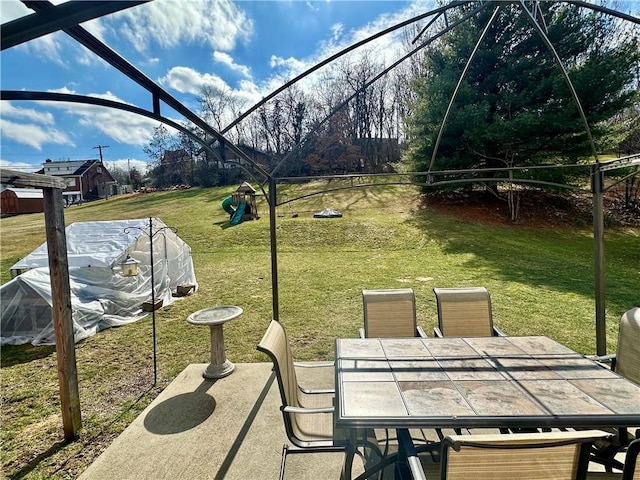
[335,336,640,430]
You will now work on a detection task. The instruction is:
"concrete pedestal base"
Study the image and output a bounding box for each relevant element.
[187,306,243,380]
[203,359,235,379]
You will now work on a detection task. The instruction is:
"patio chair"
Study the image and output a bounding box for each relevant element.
[432,287,505,337]
[359,288,430,453]
[360,288,427,338]
[590,308,640,471]
[587,438,640,480]
[257,320,380,480]
[417,430,612,480]
[595,307,640,385]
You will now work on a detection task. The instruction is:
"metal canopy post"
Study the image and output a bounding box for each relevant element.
[268,177,280,322]
[592,163,607,355]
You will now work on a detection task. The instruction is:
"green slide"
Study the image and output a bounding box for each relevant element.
[230,201,246,225]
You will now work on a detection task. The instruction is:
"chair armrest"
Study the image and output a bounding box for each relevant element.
[416,326,428,338]
[433,327,444,338]
[359,327,366,339]
[294,361,334,368]
[591,354,616,364]
[282,405,334,414]
[493,326,507,337]
[591,354,617,372]
[298,386,335,395]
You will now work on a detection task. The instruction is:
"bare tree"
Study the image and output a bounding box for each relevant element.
[197,85,248,144]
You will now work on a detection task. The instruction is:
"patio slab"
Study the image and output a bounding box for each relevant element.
[78,362,360,480]
[78,362,629,479]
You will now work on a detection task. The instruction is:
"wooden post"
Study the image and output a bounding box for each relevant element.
[43,187,82,439]
[1,169,82,439]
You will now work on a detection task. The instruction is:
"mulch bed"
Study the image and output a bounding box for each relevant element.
[421,190,640,228]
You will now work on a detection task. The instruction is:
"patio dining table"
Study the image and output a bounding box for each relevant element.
[334,335,640,480]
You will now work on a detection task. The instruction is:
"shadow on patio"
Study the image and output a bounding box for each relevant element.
[78,362,364,480]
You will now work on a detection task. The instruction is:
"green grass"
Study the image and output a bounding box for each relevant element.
[1,181,638,478]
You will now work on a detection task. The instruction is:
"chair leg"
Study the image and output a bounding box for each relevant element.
[279,444,288,480]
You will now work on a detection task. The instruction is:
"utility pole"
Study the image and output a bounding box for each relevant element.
[93,144,109,163]
[93,144,110,199]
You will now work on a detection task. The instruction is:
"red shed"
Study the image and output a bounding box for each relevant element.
[0,187,44,216]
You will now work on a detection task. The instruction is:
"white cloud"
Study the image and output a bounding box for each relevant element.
[159,66,229,95]
[0,159,42,173]
[261,1,438,90]
[2,1,107,67]
[0,118,74,151]
[159,66,263,105]
[43,88,161,146]
[114,0,253,54]
[269,55,307,72]
[80,112,158,146]
[81,17,107,43]
[22,34,68,67]
[331,23,344,42]
[0,1,30,23]
[213,51,251,78]
[1,102,55,125]
[105,158,150,174]
[11,23,108,68]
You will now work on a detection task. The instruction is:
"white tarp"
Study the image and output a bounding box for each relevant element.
[1,218,198,345]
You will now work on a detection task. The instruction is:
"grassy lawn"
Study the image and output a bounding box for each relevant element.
[1,181,638,478]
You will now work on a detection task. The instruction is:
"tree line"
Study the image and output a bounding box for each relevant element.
[143,2,639,213]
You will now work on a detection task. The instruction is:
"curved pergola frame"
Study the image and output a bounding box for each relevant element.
[2,0,639,357]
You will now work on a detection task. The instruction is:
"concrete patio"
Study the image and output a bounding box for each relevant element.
[78,361,628,480]
[78,362,365,480]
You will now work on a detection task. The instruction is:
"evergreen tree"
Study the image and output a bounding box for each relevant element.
[406,3,639,184]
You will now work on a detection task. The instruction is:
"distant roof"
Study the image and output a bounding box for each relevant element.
[71,160,96,175]
[41,159,99,176]
[0,186,43,199]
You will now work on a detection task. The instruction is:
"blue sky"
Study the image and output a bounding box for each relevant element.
[1,0,638,176]
[1,0,433,174]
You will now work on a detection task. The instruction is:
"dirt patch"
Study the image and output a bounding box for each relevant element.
[420,190,640,228]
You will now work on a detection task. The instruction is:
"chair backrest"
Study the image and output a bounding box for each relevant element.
[615,307,640,386]
[440,430,611,480]
[257,320,301,412]
[434,287,494,337]
[258,320,340,450]
[362,288,417,337]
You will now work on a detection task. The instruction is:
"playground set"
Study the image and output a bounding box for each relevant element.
[221,182,259,225]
